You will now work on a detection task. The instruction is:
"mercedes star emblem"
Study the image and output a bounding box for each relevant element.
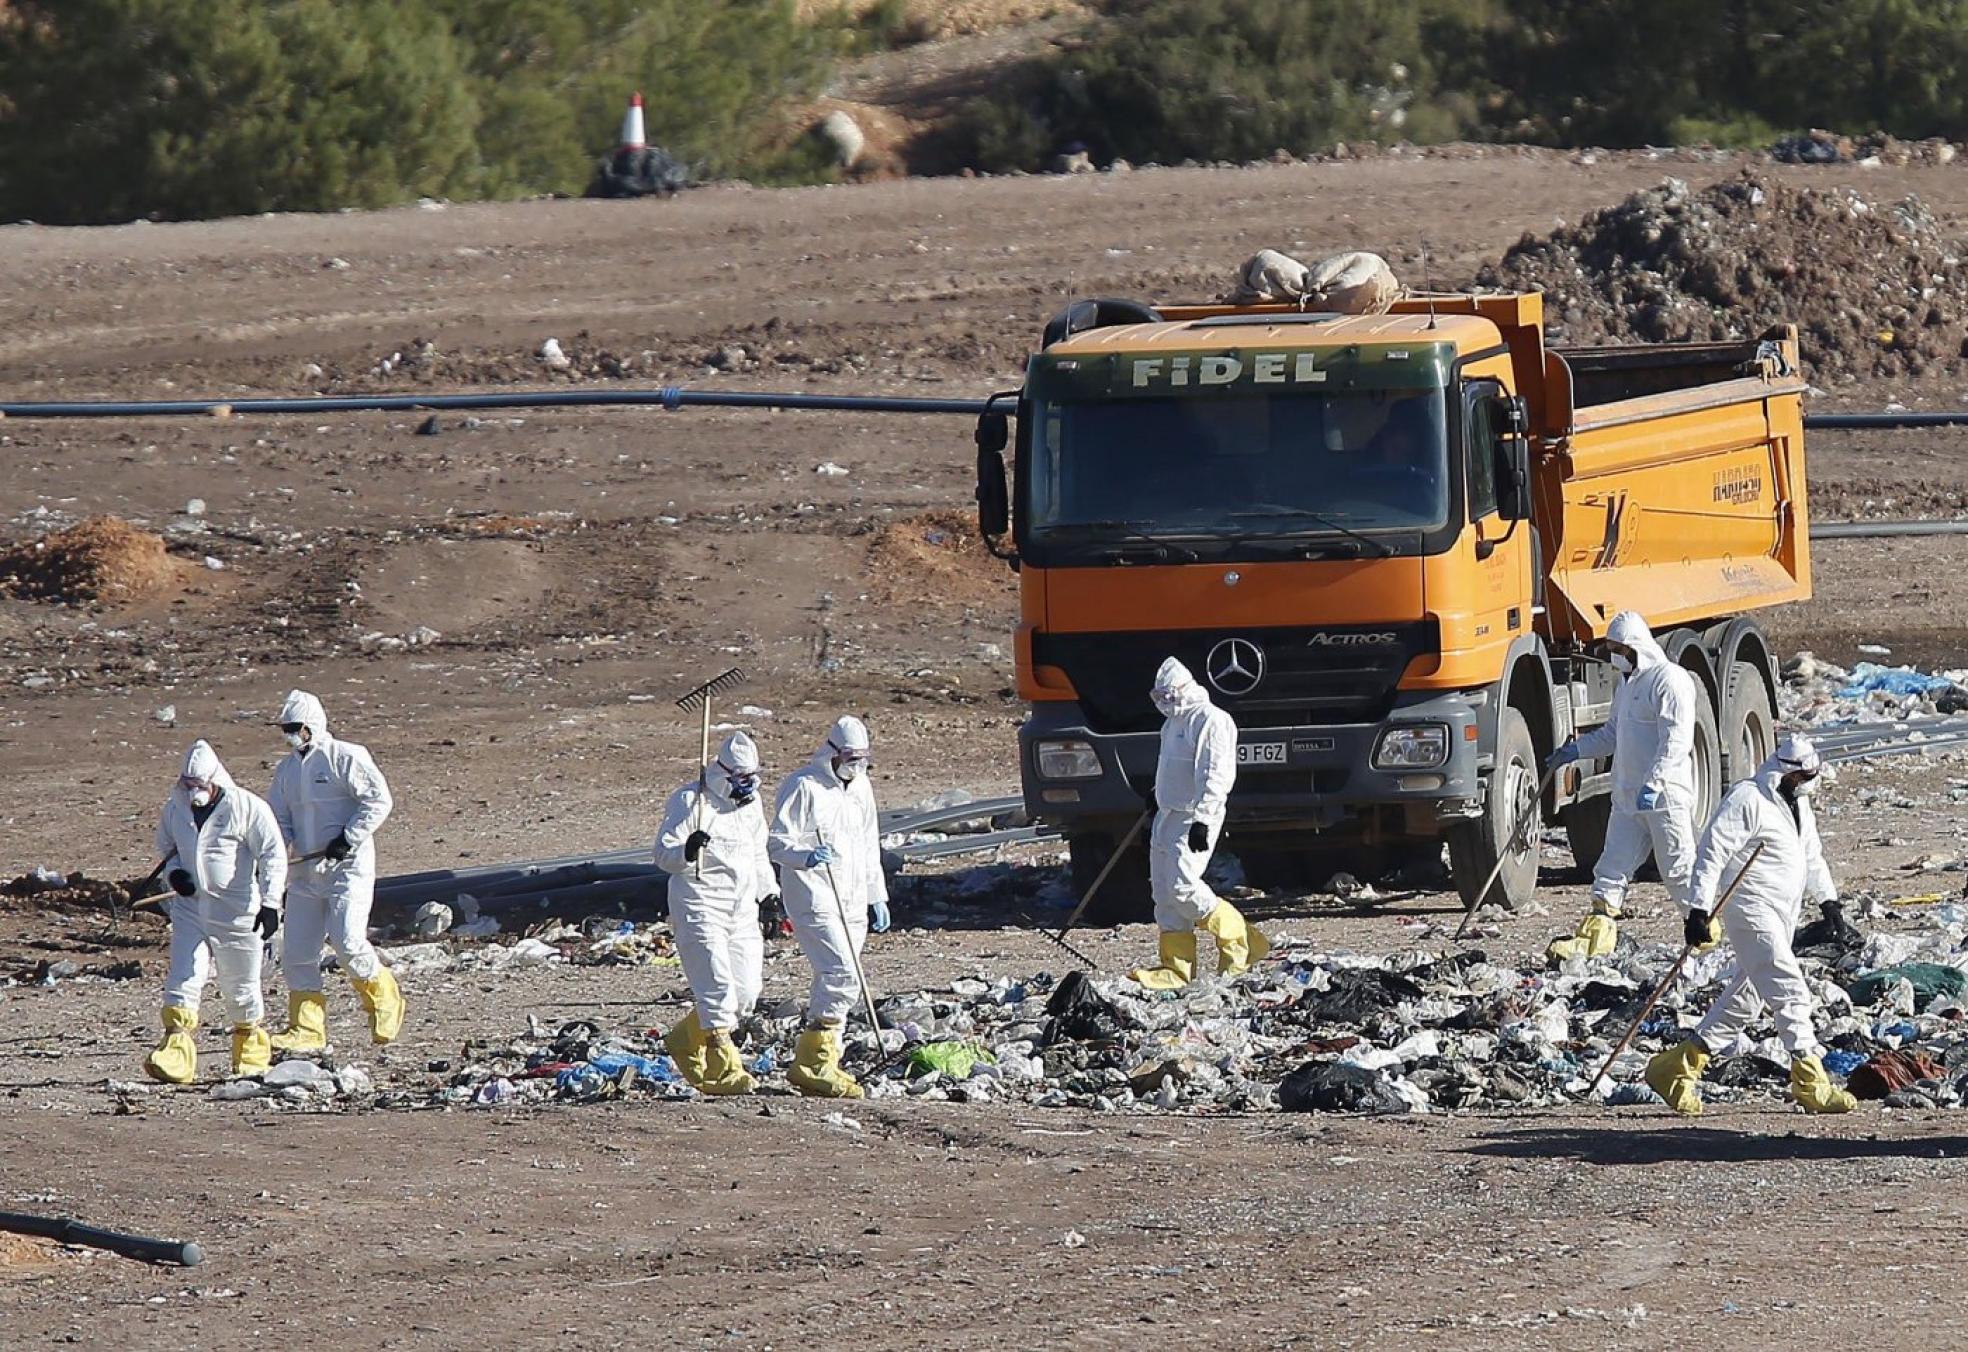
[1205,638,1265,696]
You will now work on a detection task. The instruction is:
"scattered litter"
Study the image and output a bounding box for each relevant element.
[814,462,850,477]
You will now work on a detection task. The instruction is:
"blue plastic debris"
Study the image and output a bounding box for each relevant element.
[1823,1049,1866,1077]
[1836,663,1956,699]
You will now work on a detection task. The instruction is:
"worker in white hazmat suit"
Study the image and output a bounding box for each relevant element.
[654,730,772,1095]
[1646,733,1857,1115]
[145,740,288,1083]
[767,715,891,1098]
[266,689,402,1050]
[1130,657,1269,990]
[1545,611,1699,961]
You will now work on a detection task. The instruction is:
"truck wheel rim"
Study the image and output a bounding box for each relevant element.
[1505,760,1538,861]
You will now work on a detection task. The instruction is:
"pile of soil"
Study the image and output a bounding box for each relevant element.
[866,508,1015,607]
[1476,171,1968,381]
[0,517,180,606]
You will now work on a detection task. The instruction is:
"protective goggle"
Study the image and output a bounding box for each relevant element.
[179,776,214,795]
[828,742,870,768]
[278,722,306,736]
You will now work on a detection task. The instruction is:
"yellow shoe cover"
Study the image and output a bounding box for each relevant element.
[1644,1039,1710,1116]
[1201,902,1270,975]
[664,1010,709,1088]
[786,1025,862,1099]
[231,1023,273,1077]
[353,966,405,1045]
[1130,929,1198,990]
[1791,1055,1858,1114]
[1547,912,1618,963]
[700,1029,758,1096]
[144,1006,198,1084]
[270,991,329,1053]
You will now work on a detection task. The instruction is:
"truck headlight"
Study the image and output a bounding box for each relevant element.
[1036,739,1103,780]
[1373,724,1449,770]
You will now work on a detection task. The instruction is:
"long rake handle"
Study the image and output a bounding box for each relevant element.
[818,838,886,1052]
[1587,842,1766,1094]
[1453,765,1557,942]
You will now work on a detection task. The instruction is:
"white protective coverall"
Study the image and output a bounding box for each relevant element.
[1570,611,1699,913]
[767,716,887,1025]
[157,740,288,1025]
[1691,744,1840,1060]
[655,731,770,1031]
[268,690,394,989]
[1149,657,1237,930]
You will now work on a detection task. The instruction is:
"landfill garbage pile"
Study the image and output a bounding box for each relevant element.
[1781,652,1968,727]
[0,868,165,923]
[1475,171,1967,382]
[1771,129,1960,169]
[157,889,1955,1116]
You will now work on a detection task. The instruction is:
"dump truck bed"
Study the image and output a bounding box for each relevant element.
[1538,330,1809,643]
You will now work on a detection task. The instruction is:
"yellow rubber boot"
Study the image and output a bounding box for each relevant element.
[1644,1039,1710,1117]
[786,1024,862,1099]
[664,1010,709,1089]
[699,1029,758,1096]
[270,991,328,1053]
[1547,905,1619,963]
[1201,901,1271,975]
[231,1023,273,1077]
[1791,1055,1858,1114]
[352,966,405,1045]
[1130,929,1198,991]
[144,1006,199,1085]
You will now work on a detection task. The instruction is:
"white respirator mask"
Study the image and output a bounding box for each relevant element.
[1610,652,1634,675]
[283,732,306,751]
[189,788,213,808]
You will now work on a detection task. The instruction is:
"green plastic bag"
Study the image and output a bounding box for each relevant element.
[906,1041,997,1079]
[1846,962,1968,1012]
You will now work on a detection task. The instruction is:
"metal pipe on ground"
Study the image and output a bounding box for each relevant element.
[0,387,990,419]
[1811,520,1968,539]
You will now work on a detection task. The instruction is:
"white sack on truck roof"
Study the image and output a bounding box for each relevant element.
[1228,249,1400,314]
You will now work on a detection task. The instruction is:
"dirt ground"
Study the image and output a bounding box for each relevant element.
[8,153,1968,1348]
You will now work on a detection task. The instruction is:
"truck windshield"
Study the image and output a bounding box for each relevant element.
[1028,388,1450,541]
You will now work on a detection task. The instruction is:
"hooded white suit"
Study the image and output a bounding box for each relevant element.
[655,731,771,1031]
[1149,657,1237,929]
[1692,739,1840,1060]
[268,690,394,990]
[156,740,287,1026]
[767,716,887,1025]
[1569,612,1699,912]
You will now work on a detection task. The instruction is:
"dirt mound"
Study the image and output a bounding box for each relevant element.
[0,1234,63,1278]
[1476,171,1968,382]
[867,509,1015,607]
[0,517,182,606]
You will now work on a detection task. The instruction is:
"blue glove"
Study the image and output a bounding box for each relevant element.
[1545,742,1581,771]
[869,899,892,933]
[804,844,836,869]
[1636,786,1663,812]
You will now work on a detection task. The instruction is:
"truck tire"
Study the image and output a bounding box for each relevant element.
[1720,658,1775,785]
[1446,707,1541,913]
[1689,687,1722,825]
[1066,826,1152,925]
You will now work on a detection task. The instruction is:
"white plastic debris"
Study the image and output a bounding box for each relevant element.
[184,498,207,516]
[412,902,455,937]
[538,338,571,370]
[814,462,850,476]
[264,1060,334,1090]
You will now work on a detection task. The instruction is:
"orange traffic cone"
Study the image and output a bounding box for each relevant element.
[619,92,646,153]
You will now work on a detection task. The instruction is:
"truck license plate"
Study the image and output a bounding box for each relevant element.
[1238,741,1287,765]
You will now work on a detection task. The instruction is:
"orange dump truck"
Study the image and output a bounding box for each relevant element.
[971,291,1808,916]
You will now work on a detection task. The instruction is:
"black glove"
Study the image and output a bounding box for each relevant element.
[168,868,196,897]
[684,830,711,864]
[254,907,281,940]
[1187,821,1211,853]
[1683,908,1716,949]
[323,831,353,862]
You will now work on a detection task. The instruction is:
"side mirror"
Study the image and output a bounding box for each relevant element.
[1497,429,1532,522]
[975,415,1010,540]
